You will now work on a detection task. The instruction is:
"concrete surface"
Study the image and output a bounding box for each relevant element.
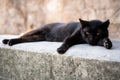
[0,35,120,80]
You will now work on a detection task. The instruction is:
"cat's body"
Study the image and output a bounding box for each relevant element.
[37,22,81,42]
[2,19,112,54]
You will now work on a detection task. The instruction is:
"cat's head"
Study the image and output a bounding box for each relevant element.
[79,19,110,45]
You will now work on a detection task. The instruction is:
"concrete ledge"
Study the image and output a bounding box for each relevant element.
[0,35,120,80]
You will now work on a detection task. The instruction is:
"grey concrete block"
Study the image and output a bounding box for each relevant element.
[0,35,120,80]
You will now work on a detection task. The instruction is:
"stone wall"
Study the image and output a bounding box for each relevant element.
[0,0,120,39]
[0,35,120,80]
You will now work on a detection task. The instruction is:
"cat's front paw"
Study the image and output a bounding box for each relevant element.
[104,39,112,49]
[57,45,69,54]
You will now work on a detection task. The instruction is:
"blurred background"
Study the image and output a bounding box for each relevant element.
[0,0,120,39]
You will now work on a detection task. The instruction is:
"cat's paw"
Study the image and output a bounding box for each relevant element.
[2,39,9,44]
[7,39,15,46]
[104,39,112,49]
[57,45,69,54]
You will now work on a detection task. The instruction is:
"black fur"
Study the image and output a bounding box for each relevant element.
[2,19,112,54]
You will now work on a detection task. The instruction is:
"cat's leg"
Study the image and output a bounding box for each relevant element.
[2,28,46,46]
[98,38,112,49]
[57,36,73,54]
[2,30,45,46]
[57,35,85,54]
[57,29,86,54]
[2,35,45,46]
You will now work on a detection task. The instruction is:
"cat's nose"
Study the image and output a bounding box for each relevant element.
[88,36,93,41]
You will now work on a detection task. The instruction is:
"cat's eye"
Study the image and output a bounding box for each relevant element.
[96,32,100,35]
[85,32,90,35]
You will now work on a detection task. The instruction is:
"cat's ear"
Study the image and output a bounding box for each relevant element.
[101,19,110,29]
[79,18,89,28]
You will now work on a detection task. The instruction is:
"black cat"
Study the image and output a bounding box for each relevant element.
[2,19,112,54]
